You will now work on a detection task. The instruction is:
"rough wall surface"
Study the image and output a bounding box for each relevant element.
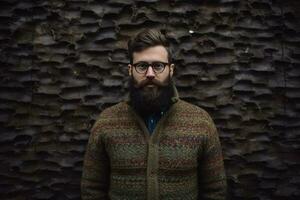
[0,0,299,199]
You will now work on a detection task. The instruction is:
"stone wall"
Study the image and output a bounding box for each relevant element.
[0,0,299,199]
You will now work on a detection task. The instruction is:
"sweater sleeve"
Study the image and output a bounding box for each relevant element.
[198,116,227,200]
[81,121,110,200]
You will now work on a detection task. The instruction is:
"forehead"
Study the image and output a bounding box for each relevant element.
[132,45,168,63]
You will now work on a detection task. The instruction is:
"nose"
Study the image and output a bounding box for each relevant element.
[145,66,155,79]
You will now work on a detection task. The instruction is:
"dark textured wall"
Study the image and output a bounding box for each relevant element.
[0,0,299,199]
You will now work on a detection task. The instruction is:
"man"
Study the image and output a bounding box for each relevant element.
[81,29,227,200]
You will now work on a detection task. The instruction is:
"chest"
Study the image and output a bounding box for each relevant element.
[104,130,205,170]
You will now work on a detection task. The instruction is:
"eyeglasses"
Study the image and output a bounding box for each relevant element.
[132,61,169,74]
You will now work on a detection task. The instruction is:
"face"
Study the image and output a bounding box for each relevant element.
[128,45,174,92]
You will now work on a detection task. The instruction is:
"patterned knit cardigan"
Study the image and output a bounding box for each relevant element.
[81,90,227,200]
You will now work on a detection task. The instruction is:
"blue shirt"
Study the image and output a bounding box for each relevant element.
[144,110,167,134]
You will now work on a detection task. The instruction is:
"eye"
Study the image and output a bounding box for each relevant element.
[135,62,149,71]
[152,62,165,71]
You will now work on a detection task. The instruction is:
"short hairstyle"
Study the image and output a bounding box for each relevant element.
[127,29,172,64]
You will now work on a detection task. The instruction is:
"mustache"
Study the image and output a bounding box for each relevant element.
[135,78,166,88]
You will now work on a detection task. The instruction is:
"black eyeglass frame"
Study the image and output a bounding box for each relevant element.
[131,61,170,74]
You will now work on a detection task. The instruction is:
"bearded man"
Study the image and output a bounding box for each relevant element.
[81,29,227,200]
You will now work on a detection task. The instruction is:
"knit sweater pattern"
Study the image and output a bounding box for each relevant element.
[81,98,227,200]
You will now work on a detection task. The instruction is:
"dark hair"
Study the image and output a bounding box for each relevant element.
[127,29,172,64]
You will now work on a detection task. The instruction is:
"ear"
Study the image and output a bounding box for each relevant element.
[128,64,132,76]
[169,63,175,77]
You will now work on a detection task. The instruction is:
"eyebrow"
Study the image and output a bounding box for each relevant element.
[133,60,169,64]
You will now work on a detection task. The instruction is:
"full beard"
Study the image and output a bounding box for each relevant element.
[129,75,174,117]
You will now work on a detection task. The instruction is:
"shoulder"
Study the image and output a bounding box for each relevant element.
[175,99,214,123]
[171,99,217,135]
[99,102,130,119]
[91,102,130,133]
